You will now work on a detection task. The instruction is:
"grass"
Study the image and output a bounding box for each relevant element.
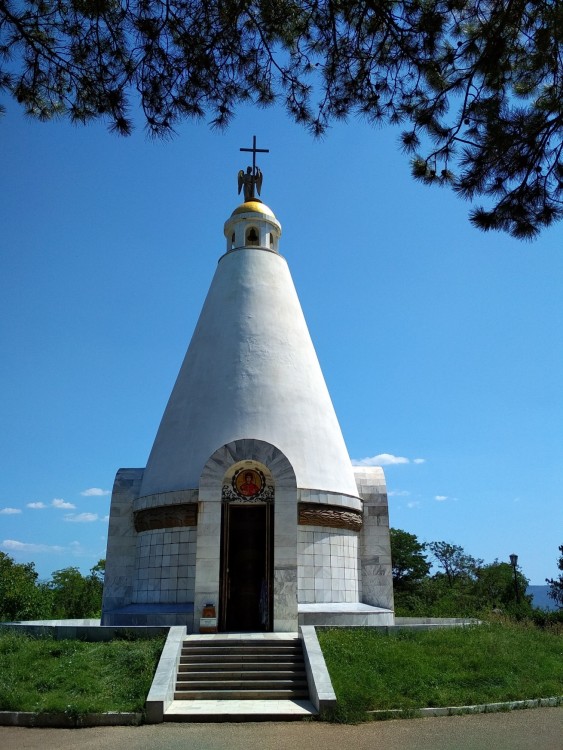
[0,631,165,716]
[2,622,561,724]
[317,620,563,723]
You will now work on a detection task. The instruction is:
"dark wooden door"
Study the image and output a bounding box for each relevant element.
[220,504,273,631]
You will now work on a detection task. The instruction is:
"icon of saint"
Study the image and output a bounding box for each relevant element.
[239,471,260,497]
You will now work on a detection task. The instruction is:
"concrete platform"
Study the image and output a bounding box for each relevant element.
[164,698,317,721]
[298,602,394,626]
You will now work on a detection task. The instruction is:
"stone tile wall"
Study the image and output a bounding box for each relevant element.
[297,527,359,603]
[354,466,395,613]
[101,468,144,618]
[132,527,197,604]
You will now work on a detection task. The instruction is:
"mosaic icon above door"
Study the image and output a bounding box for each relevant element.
[233,467,263,498]
[222,461,274,503]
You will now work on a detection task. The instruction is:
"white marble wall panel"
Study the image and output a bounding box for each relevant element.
[273,484,298,631]
[101,468,144,620]
[193,494,222,629]
[132,527,197,604]
[354,466,395,614]
[297,527,359,603]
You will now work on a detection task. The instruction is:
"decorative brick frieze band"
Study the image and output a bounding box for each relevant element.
[298,502,363,532]
[133,503,198,532]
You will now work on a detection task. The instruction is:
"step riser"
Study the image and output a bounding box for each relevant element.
[180,655,304,664]
[174,690,309,701]
[182,642,300,650]
[164,714,311,723]
[179,663,304,672]
[181,649,302,656]
[182,638,301,649]
[179,675,305,681]
[177,682,307,690]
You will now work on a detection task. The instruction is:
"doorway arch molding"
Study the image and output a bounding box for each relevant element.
[194,439,298,633]
[200,439,296,491]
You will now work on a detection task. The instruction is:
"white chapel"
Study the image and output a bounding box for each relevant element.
[102,140,394,631]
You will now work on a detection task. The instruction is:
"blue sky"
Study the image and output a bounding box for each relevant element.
[0,99,561,586]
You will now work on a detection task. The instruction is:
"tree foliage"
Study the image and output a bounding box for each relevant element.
[427,540,483,586]
[390,530,536,618]
[0,552,50,621]
[546,544,563,608]
[389,527,430,591]
[475,560,531,610]
[1,0,562,238]
[48,560,105,618]
[0,553,105,621]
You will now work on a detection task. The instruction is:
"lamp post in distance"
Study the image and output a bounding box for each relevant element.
[509,553,520,604]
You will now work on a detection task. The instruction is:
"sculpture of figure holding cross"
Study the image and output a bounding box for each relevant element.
[238,135,269,202]
[238,165,263,202]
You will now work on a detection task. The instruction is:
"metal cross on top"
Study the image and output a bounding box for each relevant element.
[240,135,269,175]
[238,135,269,201]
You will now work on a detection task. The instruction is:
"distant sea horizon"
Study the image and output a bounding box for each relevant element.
[527,585,558,611]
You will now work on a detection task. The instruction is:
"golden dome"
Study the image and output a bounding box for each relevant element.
[231,200,276,219]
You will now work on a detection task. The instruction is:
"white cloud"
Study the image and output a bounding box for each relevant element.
[388,490,410,497]
[81,488,110,497]
[407,501,421,509]
[52,498,76,510]
[435,495,448,501]
[0,507,22,515]
[64,512,99,523]
[26,502,47,509]
[2,539,64,553]
[352,453,427,467]
[102,515,109,522]
[353,453,409,466]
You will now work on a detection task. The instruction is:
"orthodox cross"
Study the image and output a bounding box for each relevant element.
[238,135,269,201]
[240,135,269,175]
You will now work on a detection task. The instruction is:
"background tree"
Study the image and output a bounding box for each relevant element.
[427,541,483,587]
[475,560,532,613]
[390,528,430,592]
[89,558,105,587]
[48,561,104,619]
[546,544,563,608]
[1,0,561,238]
[0,551,52,621]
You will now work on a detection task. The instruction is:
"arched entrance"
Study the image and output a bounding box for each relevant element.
[219,461,274,631]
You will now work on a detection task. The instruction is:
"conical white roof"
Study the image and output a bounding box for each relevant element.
[140,200,359,498]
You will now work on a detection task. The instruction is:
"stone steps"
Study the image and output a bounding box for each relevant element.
[169,636,311,707]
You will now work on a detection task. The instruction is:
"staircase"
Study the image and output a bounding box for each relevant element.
[176,636,308,699]
[164,634,316,720]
